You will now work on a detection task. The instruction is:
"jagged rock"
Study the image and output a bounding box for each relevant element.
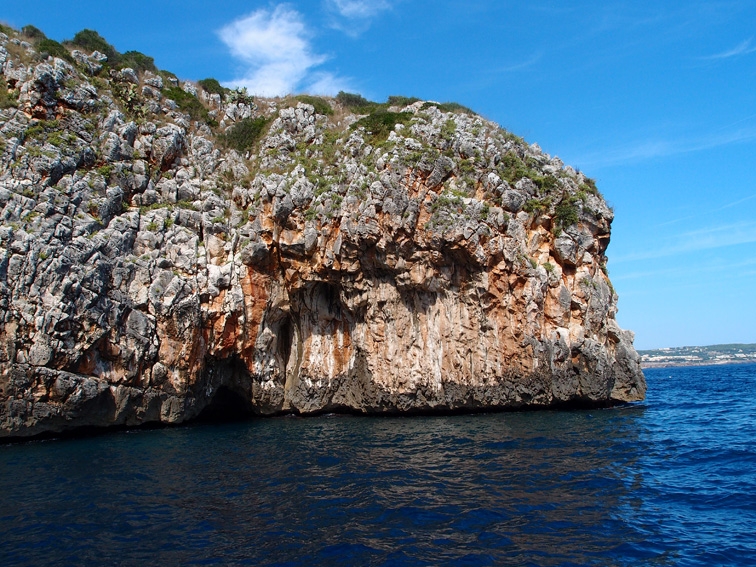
[0,27,645,439]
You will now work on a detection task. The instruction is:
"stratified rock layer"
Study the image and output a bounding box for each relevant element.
[0,28,645,438]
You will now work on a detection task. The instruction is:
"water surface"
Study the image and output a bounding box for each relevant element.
[1,363,755,566]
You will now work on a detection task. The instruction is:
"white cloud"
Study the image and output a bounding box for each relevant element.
[218,5,350,96]
[327,0,391,19]
[325,0,392,36]
[703,38,756,60]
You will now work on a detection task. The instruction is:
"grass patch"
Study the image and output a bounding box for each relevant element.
[352,110,413,143]
[580,177,599,195]
[421,101,475,115]
[198,78,229,97]
[336,91,380,113]
[554,196,579,231]
[163,86,213,124]
[21,25,46,40]
[67,29,118,63]
[523,197,551,215]
[23,119,60,140]
[295,94,333,116]
[0,77,19,109]
[117,50,157,73]
[387,95,421,107]
[36,38,73,63]
[220,116,270,153]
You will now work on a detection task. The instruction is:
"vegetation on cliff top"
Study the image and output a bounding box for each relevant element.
[0,22,605,242]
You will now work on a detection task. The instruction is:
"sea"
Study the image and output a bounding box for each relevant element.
[1,363,755,567]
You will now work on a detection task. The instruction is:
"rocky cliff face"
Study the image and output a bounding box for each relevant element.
[0,27,645,438]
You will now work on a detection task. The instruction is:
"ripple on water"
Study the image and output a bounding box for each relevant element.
[1,364,756,566]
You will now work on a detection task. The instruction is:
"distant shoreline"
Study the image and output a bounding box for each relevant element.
[638,343,756,370]
[641,359,756,370]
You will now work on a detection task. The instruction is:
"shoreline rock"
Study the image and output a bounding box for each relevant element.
[0,26,645,438]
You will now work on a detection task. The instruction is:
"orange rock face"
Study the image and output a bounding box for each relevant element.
[0,33,645,437]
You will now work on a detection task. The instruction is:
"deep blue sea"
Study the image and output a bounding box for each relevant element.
[2,363,756,566]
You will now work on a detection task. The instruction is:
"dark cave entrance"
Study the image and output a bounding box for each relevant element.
[279,317,295,372]
[195,386,253,423]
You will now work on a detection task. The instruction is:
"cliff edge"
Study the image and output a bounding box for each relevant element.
[0,26,645,438]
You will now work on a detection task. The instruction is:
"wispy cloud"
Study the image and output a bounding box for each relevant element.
[218,5,351,96]
[703,38,756,60]
[575,123,756,169]
[720,193,756,209]
[612,221,756,263]
[325,0,393,35]
[327,0,391,19]
[612,257,756,282]
[495,52,543,73]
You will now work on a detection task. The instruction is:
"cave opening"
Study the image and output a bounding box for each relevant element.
[195,386,254,423]
[279,318,294,371]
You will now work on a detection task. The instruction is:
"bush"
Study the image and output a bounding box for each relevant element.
[36,39,73,63]
[554,196,579,230]
[21,25,46,40]
[163,86,212,124]
[580,177,599,195]
[421,101,475,115]
[198,78,228,97]
[352,110,413,142]
[220,116,269,152]
[0,77,19,109]
[387,95,420,107]
[68,29,118,63]
[523,197,551,215]
[117,51,157,74]
[336,91,379,113]
[294,95,333,116]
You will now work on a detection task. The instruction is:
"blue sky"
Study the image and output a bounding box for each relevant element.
[2,1,755,349]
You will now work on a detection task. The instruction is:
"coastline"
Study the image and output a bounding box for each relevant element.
[641,359,756,370]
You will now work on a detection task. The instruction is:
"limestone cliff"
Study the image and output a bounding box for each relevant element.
[0,27,645,438]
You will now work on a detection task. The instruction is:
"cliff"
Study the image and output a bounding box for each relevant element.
[0,27,645,438]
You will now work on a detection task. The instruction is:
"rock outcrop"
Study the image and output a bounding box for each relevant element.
[0,27,645,438]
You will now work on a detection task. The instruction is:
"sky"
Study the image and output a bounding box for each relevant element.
[2,1,755,350]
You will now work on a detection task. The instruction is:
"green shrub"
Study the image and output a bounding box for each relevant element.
[532,174,558,192]
[37,39,73,63]
[352,110,413,142]
[198,78,228,97]
[0,23,13,36]
[220,116,270,152]
[580,177,599,195]
[68,29,118,63]
[23,119,59,140]
[336,91,380,113]
[21,25,46,40]
[117,50,157,74]
[0,77,19,109]
[441,118,456,139]
[163,86,212,123]
[523,197,551,215]
[295,95,333,116]
[499,152,531,183]
[159,69,178,84]
[421,101,475,115]
[387,95,420,107]
[554,196,579,230]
